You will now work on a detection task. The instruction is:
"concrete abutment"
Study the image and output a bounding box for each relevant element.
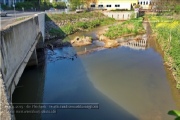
[0,12,45,119]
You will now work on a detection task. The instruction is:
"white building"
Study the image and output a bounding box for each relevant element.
[90,0,138,10]
[138,0,152,9]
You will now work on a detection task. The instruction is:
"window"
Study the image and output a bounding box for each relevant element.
[146,1,148,5]
[98,5,103,7]
[140,2,142,5]
[106,5,111,7]
[115,4,120,7]
[91,5,95,7]
[138,2,139,4]
[143,1,145,5]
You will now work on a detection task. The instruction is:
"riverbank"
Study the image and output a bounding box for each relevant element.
[147,15,180,89]
[45,12,116,40]
[104,17,146,39]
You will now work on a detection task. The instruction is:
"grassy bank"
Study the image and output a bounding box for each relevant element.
[104,17,145,39]
[46,12,115,38]
[148,15,180,88]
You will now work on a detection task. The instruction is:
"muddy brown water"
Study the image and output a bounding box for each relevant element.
[12,23,180,120]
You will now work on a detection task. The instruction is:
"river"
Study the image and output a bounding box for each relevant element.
[12,23,179,120]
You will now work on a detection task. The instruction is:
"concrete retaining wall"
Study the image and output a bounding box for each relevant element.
[103,11,133,20]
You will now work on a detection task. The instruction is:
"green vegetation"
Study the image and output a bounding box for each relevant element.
[47,12,115,38]
[1,1,66,11]
[1,4,12,10]
[46,12,105,22]
[168,110,180,120]
[69,0,97,10]
[15,16,30,22]
[104,17,145,39]
[15,2,35,10]
[40,1,66,10]
[148,15,180,88]
[110,9,132,11]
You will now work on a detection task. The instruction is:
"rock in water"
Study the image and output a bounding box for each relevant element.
[71,36,92,46]
[104,40,119,48]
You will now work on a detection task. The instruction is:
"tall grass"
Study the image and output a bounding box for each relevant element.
[49,16,115,37]
[148,15,180,88]
[104,17,145,39]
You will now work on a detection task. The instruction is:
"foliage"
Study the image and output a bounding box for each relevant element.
[168,110,180,120]
[46,12,107,22]
[134,4,141,9]
[15,2,35,10]
[154,0,179,11]
[104,17,145,39]
[148,15,180,88]
[48,12,115,38]
[49,28,65,37]
[61,24,75,35]
[110,9,131,11]
[130,12,135,19]
[175,5,180,14]
[40,2,66,10]
[1,4,12,10]
[69,0,82,10]
[14,1,66,10]
[69,0,98,10]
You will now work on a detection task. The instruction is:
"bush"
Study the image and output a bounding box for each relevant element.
[1,4,12,10]
[15,2,35,10]
[104,18,145,39]
[148,16,180,88]
[47,12,116,38]
[76,22,88,29]
[61,24,75,34]
[52,2,66,9]
[49,28,65,37]
[175,5,180,13]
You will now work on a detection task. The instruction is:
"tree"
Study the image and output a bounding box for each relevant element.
[69,0,81,10]
[69,0,98,9]
[151,0,179,11]
[83,0,98,8]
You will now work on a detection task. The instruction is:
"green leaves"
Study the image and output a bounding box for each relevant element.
[149,16,180,88]
[168,110,180,120]
[48,12,116,38]
[104,18,144,39]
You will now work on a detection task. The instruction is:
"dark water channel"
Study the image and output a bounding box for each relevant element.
[12,24,179,120]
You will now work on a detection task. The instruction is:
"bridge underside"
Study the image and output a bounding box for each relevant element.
[8,33,43,100]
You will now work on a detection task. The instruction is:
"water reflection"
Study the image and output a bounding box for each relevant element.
[121,35,148,50]
[12,64,46,120]
[12,25,177,120]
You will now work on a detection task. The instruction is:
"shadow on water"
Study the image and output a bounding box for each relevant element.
[12,64,46,120]
[12,22,178,120]
[12,47,138,120]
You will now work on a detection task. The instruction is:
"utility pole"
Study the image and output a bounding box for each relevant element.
[13,0,16,20]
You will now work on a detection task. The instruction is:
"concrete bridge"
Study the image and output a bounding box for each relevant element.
[0,13,45,119]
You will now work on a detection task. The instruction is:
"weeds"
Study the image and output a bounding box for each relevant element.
[148,15,180,88]
[104,17,145,39]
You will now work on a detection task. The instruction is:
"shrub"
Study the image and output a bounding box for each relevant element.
[49,28,65,37]
[15,2,35,10]
[104,18,145,39]
[148,16,180,88]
